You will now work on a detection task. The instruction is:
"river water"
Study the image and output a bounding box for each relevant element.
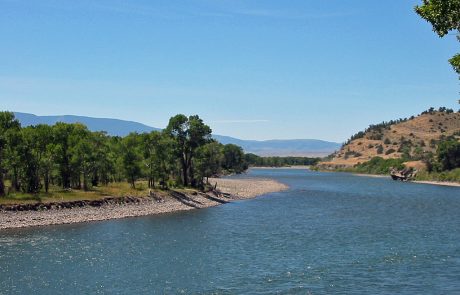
[1,168,459,294]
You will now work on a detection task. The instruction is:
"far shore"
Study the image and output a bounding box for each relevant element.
[250,166,311,170]
[352,172,460,187]
[0,178,288,230]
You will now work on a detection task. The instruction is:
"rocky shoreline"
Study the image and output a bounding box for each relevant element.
[0,178,288,230]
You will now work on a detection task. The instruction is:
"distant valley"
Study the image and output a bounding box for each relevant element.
[13,112,340,157]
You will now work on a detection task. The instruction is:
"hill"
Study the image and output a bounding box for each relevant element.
[14,112,161,136]
[13,112,340,157]
[320,108,460,169]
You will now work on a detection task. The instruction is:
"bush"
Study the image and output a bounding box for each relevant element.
[385,148,396,155]
[353,157,405,175]
[437,139,460,170]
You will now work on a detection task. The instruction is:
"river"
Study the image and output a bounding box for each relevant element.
[1,168,459,294]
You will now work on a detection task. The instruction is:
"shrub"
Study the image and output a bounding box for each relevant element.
[353,157,405,175]
[385,148,396,155]
[437,139,460,170]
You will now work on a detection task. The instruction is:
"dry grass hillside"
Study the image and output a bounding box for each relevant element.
[320,110,460,169]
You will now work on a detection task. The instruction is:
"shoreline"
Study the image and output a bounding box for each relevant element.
[317,169,460,188]
[351,172,460,187]
[0,178,288,230]
[411,180,460,187]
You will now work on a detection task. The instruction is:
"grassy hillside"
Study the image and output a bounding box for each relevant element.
[319,108,460,171]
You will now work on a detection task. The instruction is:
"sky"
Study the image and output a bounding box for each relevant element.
[1,0,459,142]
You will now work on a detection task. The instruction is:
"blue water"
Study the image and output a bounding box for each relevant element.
[1,168,460,294]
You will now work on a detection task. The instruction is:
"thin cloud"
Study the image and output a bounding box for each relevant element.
[210,119,269,124]
[231,9,354,20]
[4,1,355,20]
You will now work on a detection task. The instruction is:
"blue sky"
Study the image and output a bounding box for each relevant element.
[1,0,458,142]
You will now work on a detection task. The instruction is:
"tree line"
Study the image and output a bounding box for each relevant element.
[0,112,248,196]
[245,154,320,167]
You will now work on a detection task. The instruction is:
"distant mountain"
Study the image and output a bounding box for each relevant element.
[13,112,340,157]
[212,135,340,157]
[14,112,160,136]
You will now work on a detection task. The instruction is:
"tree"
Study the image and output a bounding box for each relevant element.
[91,132,114,186]
[156,134,176,189]
[69,125,95,191]
[53,123,74,188]
[437,139,460,170]
[0,112,20,196]
[19,127,42,193]
[141,131,163,188]
[0,112,248,196]
[165,115,212,187]
[415,0,460,75]
[222,144,247,173]
[195,141,223,186]
[121,133,142,188]
[26,124,56,193]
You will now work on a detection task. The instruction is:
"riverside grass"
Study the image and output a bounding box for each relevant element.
[0,182,152,205]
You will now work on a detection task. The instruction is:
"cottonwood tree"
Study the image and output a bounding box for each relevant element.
[141,131,163,188]
[222,144,247,173]
[70,125,95,191]
[416,0,460,75]
[165,115,212,187]
[0,113,248,196]
[0,112,20,196]
[91,132,114,186]
[19,127,43,193]
[195,141,223,186]
[122,133,142,188]
[33,124,55,193]
[53,123,74,189]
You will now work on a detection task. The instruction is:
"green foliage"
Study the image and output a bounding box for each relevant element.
[0,112,21,196]
[165,114,212,187]
[353,157,406,175]
[0,112,250,197]
[122,133,143,188]
[437,139,460,170]
[415,0,460,75]
[195,141,224,185]
[416,168,460,182]
[222,144,247,173]
[245,154,320,167]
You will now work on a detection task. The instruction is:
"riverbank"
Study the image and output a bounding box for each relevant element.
[347,171,460,187]
[412,180,460,187]
[209,177,289,199]
[0,178,288,230]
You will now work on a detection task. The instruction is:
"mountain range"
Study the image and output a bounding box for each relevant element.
[13,112,340,157]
